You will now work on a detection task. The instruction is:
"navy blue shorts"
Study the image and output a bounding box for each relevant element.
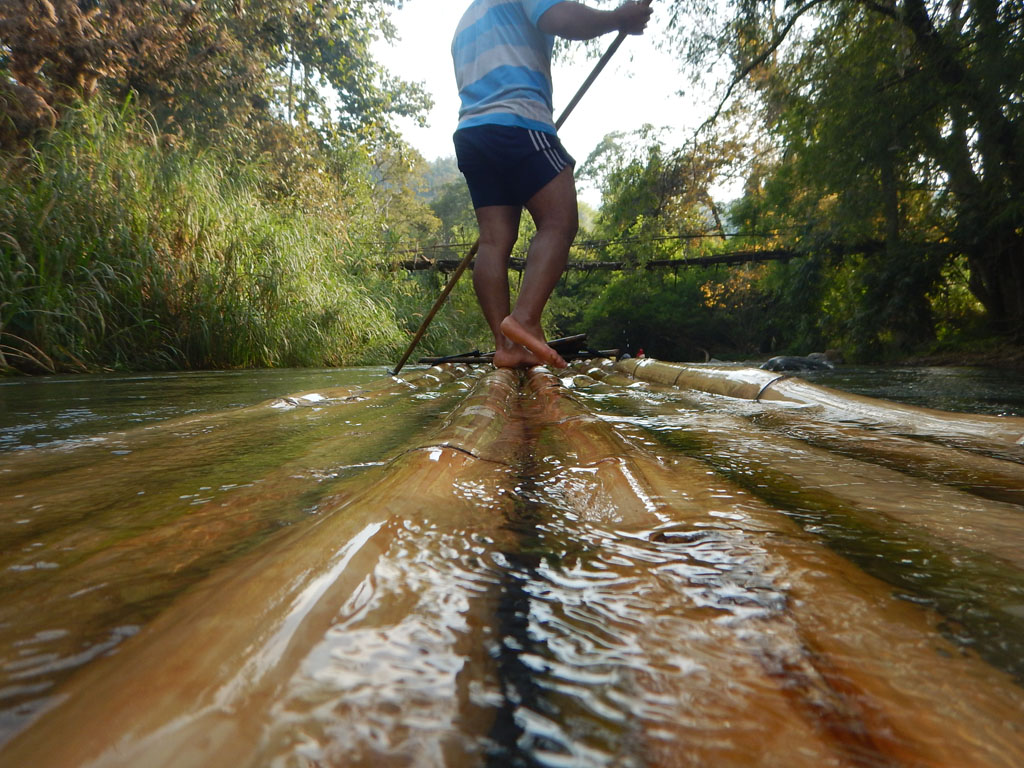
[453,124,575,209]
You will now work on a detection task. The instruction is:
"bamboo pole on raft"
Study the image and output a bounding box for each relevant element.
[0,362,477,559]
[521,369,1024,767]
[0,362,475,492]
[614,357,1024,452]
[390,3,653,376]
[570,360,1024,672]
[574,359,1024,566]
[0,370,522,767]
[8,366,1024,766]
[570,359,1024,506]
[0,365,483,708]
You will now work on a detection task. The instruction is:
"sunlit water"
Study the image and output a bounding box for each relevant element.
[1,363,1023,766]
[0,367,391,451]
[0,366,478,743]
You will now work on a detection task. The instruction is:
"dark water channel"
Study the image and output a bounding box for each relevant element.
[1,363,1022,766]
[799,365,1024,417]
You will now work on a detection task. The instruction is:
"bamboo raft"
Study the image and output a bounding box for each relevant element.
[1,358,1023,766]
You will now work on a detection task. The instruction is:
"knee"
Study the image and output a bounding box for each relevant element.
[553,197,580,241]
[478,233,518,260]
[548,210,578,245]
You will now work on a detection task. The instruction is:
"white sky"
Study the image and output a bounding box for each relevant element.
[372,2,707,207]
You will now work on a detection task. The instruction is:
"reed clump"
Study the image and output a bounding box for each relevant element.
[1,100,473,373]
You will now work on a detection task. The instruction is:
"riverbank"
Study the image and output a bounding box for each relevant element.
[899,340,1024,369]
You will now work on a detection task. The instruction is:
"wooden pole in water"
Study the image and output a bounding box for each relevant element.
[391,5,653,376]
[391,242,479,376]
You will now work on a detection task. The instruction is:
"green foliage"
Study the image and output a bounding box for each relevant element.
[550,109,985,362]
[0,1,486,373]
[584,129,736,245]
[560,262,769,360]
[0,0,429,151]
[390,270,493,357]
[662,0,1024,339]
[417,156,462,201]
[429,179,477,245]
[579,270,708,358]
[0,99,446,373]
[547,130,763,358]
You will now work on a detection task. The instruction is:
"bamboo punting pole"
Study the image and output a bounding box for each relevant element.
[390,239,479,376]
[0,370,521,767]
[523,369,1024,767]
[616,358,1024,453]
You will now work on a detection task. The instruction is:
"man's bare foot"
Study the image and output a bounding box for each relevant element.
[500,315,567,368]
[492,344,542,368]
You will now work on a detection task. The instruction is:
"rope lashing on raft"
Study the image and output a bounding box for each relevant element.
[755,374,796,402]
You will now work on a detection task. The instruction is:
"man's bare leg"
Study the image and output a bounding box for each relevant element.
[499,167,578,369]
[472,205,542,368]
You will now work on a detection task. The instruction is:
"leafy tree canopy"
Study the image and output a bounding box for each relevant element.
[582,0,1024,345]
[0,0,430,149]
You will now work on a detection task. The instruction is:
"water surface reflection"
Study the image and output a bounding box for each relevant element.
[1,364,1022,767]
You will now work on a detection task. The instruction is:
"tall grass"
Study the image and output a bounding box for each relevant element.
[0,100,475,373]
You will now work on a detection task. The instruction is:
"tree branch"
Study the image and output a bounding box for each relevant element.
[697,0,830,135]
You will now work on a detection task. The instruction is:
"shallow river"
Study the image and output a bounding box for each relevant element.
[1,362,1022,767]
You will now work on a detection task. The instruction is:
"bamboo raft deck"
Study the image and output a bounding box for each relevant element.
[1,358,1023,766]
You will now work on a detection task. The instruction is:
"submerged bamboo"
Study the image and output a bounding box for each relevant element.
[6,361,1024,766]
[615,358,1024,454]
[0,363,474,496]
[575,364,1024,567]
[579,360,1024,570]
[522,369,1024,767]
[0,367,513,765]
[748,406,1024,506]
[574,358,1024,506]
[0,379,484,726]
[0,363,477,604]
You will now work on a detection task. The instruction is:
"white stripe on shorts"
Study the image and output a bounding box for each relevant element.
[530,130,566,173]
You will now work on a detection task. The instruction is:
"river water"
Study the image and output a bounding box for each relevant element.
[1,362,1022,766]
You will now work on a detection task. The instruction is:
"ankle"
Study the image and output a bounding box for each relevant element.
[509,307,537,322]
[504,313,542,335]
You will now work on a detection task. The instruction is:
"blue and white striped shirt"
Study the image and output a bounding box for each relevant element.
[452,0,566,134]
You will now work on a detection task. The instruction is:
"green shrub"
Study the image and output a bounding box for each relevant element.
[0,100,466,373]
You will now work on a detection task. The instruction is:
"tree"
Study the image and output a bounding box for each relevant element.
[583,129,742,257]
[543,128,765,357]
[0,0,429,149]
[661,0,1024,338]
